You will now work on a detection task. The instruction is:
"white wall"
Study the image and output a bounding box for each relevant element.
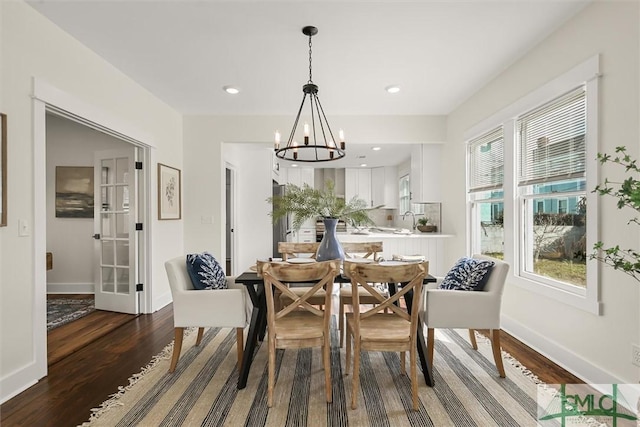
[1,0,183,402]
[224,143,273,274]
[46,114,132,292]
[183,115,447,263]
[445,1,639,383]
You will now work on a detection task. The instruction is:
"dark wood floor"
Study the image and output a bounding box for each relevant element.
[1,303,582,427]
[47,295,136,366]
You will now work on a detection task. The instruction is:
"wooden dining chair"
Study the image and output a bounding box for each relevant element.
[343,260,428,411]
[277,241,326,308]
[277,241,320,261]
[262,260,339,407]
[338,241,383,347]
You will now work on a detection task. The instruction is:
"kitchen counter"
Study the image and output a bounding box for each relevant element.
[337,232,453,276]
[337,232,454,239]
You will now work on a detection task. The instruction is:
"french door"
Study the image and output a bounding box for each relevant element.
[93,148,139,314]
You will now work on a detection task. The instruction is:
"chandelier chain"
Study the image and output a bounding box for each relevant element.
[308,34,313,83]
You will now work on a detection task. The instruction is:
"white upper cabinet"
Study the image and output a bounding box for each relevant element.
[371,166,399,208]
[286,167,314,188]
[345,168,372,207]
[410,144,442,202]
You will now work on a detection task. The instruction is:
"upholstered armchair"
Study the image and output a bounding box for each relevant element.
[420,254,509,377]
[164,256,251,373]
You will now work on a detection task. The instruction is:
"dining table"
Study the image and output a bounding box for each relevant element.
[235,262,437,390]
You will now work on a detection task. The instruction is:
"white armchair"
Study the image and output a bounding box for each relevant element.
[420,254,510,377]
[164,256,251,373]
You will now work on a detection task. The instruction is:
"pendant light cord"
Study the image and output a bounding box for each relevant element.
[308,34,313,84]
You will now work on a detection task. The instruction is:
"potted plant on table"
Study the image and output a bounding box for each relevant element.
[267,180,376,261]
[416,217,437,233]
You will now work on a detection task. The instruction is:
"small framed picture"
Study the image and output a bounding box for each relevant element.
[158,163,181,220]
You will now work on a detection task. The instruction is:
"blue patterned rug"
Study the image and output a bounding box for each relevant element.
[47,297,95,331]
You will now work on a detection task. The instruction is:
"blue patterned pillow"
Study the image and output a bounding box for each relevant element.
[186,252,227,290]
[439,257,495,291]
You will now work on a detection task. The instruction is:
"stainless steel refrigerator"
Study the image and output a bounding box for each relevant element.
[272,181,287,257]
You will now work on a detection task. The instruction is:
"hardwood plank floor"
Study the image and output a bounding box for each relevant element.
[1,303,582,427]
[48,310,136,366]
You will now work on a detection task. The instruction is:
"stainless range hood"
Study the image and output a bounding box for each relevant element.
[314,168,345,197]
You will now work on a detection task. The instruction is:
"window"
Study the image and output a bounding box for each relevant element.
[517,87,587,289]
[399,174,410,214]
[468,127,504,258]
[464,55,600,313]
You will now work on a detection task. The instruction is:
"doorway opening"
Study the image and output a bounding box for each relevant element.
[44,112,143,364]
[225,165,237,275]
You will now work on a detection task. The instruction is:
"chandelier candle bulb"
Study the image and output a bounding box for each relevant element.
[304,123,310,145]
[274,130,281,150]
[339,129,345,150]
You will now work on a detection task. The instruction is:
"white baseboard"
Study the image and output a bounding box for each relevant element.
[501,313,625,385]
[152,291,172,314]
[0,360,43,404]
[47,283,94,294]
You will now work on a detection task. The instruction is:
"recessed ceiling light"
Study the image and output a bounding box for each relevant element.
[385,85,400,94]
[372,146,382,151]
[223,86,240,94]
[291,164,298,168]
[360,163,367,167]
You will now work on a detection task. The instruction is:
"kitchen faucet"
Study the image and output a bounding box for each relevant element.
[402,211,417,230]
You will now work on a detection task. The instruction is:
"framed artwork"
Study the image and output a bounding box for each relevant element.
[0,113,6,227]
[55,166,94,218]
[158,163,181,220]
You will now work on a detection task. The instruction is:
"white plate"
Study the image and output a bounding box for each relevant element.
[379,260,406,266]
[345,258,374,264]
[287,258,316,264]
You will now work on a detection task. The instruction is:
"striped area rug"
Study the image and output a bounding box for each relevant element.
[82,326,543,426]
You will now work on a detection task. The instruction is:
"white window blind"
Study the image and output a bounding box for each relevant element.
[468,127,504,193]
[517,86,586,186]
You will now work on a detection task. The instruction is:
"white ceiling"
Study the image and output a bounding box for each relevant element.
[27,0,588,168]
[26,0,588,117]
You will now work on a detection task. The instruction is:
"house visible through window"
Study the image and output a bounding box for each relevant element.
[465,56,599,313]
[517,86,587,288]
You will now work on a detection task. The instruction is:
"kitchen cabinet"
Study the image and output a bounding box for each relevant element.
[410,144,443,202]
[286,167,314,188]
[345,168,372,207]
[287,228,316,244]
[371,166,398,208]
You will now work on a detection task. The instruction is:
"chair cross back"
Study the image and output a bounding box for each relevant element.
[277,242,320,260]
[345,261,428,321]
[263,261,338,319]
[341,241,383,260]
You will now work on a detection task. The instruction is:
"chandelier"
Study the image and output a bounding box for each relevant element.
[274,26,345,162]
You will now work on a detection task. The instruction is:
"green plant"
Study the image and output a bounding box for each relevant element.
[591,146,640,282]
[417,217,431,226]
[267,180,376,230]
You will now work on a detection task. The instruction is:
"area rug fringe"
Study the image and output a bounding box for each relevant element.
[472,331,543,385]
[80,328,196,426]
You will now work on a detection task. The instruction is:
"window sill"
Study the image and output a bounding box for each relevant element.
[511,274,601,315]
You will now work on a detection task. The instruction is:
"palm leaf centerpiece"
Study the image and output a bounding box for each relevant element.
[267,180,375,231]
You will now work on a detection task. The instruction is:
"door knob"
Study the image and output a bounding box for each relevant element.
[92,233,101,240]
